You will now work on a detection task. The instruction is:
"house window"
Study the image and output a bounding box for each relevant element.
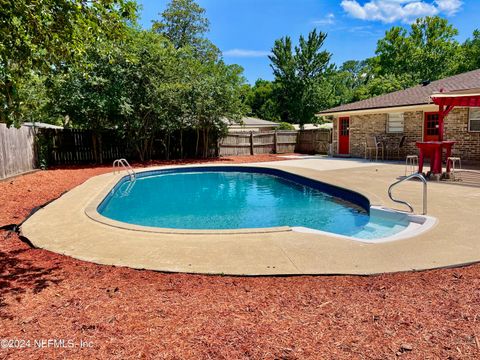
[387,113,404,133]
[469,107,480,132]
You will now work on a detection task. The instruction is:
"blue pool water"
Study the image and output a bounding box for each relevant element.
[98,168,409,239]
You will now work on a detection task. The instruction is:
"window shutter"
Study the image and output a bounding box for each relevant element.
[387,113,404,133]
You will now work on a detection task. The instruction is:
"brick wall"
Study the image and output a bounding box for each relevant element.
[349,113,384,157]
[403,111,423,156]
[444,108,480,161]
[348,111,422,158]
[332,107,480,161]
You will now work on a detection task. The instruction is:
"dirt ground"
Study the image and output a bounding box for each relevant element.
[0,154,479,359]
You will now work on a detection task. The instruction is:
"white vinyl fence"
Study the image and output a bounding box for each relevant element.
[0,124,36,179]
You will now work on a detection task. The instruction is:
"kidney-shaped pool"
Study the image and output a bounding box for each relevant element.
[95,166,431,241]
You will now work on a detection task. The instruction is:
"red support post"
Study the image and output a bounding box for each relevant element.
[438,104,444,142]
[438,103,455,142]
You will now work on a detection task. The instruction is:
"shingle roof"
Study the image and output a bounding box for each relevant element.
[293,123,333,130]
[240,117,279,126]
[223,117,279,127]
[23,122,63,129]
[318,69,480,114]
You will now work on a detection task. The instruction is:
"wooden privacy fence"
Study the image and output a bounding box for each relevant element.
[0,125,332,178]
[219,131,298,156]
[39,128,217,165]
[295,129,332,154]
[0,124,36,179]
[40,129,128,165]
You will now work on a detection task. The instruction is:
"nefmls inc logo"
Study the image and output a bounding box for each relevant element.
[34,339,75,348]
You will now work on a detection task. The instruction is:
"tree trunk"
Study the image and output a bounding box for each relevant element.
[92,132,98,164]
[148,137,154,161]
[203,127,210,158]
[195,128,200,158]
[202,128,206,158]
[135,143,145,162]
[180,129,184,159]
[98,132,103,164]
[165,133,171,160]
[91,131,104,164]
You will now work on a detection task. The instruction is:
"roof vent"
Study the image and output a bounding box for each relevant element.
[421,80,431,86]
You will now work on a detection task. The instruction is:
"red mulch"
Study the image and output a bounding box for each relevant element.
[0,154,479,359]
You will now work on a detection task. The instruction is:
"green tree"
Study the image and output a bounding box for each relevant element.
[12,72,56,125]
[375,16,460,82]
[48,29,184,162]
[244,79,279,121]
[352,73,416,101]
[184,57,247,157]
[340,60,371,87]
[376,27,413,78]
[153,0,209,50]
[269,29,331,126]
[147,0,251,157]
[323,60,373,107]
[410,16,460,81]
[46,40,130,162]
[0,0,137,127]
[117,30,183,161]
[457,30,480,73]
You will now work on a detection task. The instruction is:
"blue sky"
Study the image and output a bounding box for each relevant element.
[137,0,480,84]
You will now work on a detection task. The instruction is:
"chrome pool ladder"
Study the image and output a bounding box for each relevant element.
[113,158,136,181]
[119,178,136,197]
[388,173,427,215]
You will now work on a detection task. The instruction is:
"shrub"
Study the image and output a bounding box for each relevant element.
[277,122,295,130]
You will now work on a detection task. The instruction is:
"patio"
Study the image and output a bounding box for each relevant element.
[20,157,480,275]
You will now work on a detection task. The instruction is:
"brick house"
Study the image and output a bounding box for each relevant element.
[318,69,480,162]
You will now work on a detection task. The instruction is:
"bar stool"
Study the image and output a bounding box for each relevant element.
[447,156,462,180]
[405,155,418,176]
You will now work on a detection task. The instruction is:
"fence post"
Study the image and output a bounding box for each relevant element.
[311,130,315,153]
[250,131,254,155]
[274,130,278,154]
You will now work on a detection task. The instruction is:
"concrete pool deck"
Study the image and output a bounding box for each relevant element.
[20,158,480,275]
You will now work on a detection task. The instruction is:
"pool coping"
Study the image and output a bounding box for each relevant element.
[19,160,480,275]
[84,165,435,242]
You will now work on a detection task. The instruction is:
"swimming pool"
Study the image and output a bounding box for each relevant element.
[97,166,418,240]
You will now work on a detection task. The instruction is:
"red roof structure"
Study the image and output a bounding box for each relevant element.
[431,88,480,107]
[430,88,480,141]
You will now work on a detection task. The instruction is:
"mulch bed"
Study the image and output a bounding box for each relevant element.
[0,154,479,359]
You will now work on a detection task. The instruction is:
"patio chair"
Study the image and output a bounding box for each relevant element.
[386,135,406,160]
[365,136,384,161]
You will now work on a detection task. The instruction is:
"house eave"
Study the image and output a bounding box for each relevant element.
[317,103,439,117]
[229,124,279,128]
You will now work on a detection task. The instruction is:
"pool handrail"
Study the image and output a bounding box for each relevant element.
[113,158,136,181]
[388,173,427,215]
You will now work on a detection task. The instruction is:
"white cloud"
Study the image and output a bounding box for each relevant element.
[341,0,462,23]
[313,13,336,25]
[435,0,462,15]
[222,49,271,58]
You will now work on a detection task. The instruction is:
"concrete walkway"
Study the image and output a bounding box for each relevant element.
[20,158,480,275]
